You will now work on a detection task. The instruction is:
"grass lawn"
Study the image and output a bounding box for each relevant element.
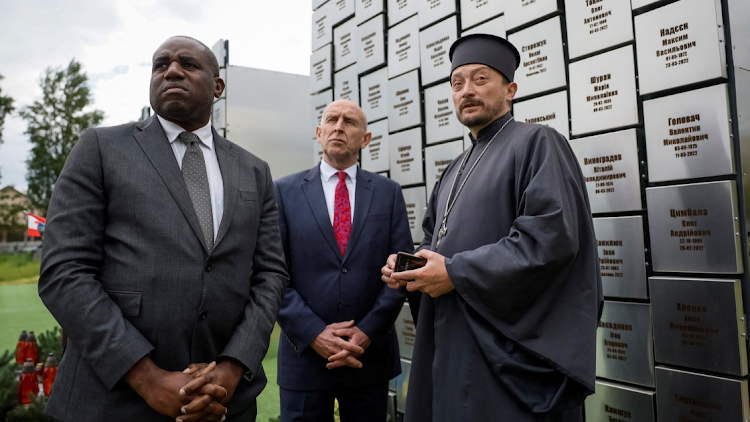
[0,252,42,283]
[0,282,58,354]
[257,323,281,422]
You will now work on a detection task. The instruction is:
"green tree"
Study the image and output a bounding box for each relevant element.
[0,188,26,241]
[0,73,16,183]
[19,60,104,214]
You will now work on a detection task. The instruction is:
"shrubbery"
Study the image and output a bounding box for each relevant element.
[0,327,61,421]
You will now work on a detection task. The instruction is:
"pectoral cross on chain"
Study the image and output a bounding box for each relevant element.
[436,219,448,248]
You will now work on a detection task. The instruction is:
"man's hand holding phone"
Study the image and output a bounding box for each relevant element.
[381,250,455,298]
[394,252,427,274]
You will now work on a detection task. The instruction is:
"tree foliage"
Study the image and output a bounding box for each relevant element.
[0,189,26,239]
[0,350,18,420]
[36,326,63,365]
[19,60,104,214]
[0,73,16,183]
[6,395,53,422]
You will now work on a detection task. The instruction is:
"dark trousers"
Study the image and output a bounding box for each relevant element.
[280,381,389,422]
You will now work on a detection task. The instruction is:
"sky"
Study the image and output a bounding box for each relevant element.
[0,0,312,193]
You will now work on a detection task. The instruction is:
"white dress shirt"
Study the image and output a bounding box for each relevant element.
[158,115,224,240]
[320,160,356,225]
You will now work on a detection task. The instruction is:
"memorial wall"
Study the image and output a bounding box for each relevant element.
[308,0,750,420]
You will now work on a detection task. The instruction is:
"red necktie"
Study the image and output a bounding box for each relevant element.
[333,171,351,255]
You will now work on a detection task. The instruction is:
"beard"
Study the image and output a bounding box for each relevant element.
[455,97,506,129]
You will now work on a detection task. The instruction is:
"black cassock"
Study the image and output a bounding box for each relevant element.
[405,113,603,422]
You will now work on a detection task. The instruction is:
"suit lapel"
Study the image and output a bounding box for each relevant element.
[344,169,373,263]
[302,165,342,258]
[134,116,208,252]
[213,131,239,248]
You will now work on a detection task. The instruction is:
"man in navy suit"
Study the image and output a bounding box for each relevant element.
[274,99,413,422]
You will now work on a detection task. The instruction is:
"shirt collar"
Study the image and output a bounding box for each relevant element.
[320,160,358,182]
[469,112,514,144]
[157,115,214,150]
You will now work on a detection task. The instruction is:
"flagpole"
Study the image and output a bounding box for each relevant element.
[23,211,29,244]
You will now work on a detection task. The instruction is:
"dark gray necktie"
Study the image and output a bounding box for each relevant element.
[178,131,214,253]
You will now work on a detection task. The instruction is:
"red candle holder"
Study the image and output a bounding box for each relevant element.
[43,353,58,396]
[14,331,28,365]
[18,358,39,405]
[25,331,38,364]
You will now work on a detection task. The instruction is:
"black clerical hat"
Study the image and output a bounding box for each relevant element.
[449,34,521,82]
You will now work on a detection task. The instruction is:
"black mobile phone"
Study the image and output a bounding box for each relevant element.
[394,252,427,273]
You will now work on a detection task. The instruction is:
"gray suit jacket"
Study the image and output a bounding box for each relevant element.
[38,115,288,421]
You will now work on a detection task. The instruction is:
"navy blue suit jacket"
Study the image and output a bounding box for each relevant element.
[274,164,413,389]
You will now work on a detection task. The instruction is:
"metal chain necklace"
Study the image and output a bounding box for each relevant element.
[435,115,514,249]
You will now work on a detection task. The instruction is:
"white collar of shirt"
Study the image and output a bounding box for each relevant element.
[320,160,357,184]
[158,115,214,149]
[320,160,357,225]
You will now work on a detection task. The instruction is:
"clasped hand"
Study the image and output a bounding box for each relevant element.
[310,320,371,369]
[126,356,243,422]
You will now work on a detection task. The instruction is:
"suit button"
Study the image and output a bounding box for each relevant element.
[341,267,348,273]
[199,311,208,320]
[205,262,212,272]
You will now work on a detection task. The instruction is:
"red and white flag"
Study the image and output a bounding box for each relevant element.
[28,213,46,238]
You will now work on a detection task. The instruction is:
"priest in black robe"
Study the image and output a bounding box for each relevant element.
[381,34,603,422]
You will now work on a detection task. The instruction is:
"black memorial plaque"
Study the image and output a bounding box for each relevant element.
[505,0,559,31]
[388,15,421,78]
[312,2,332,52]
[417,0,456,29]
[461,14,506,38]
[460,0,504,31]
[395,302,416,359]
[425,140,463,199]
[389,127,424,186]
[310,44,333,94]
[402,186,426,243]
[650,276,747,376]
[360,67,388,122]
[387,70,422,132]
[424,82,462,145]
[355,0,384,25]
[643,84,734,182]
[356,13,386,74]
[310,89,333,134]
[593,216,647,299]
[655,366,750,422]
[388,0,417,27]
[646,181,742,274]
[419,16,457,86]
[513,90,570,139]
[569,45,639,135]
[395,359,412,413]
[597,301,655,387]
[634,0,727,95]
[362,119,389,172]
[570,129,642,213]
[334,65,360,105]
[330,0,355,26]
[564,0,634,60]
[508,16,567,100]
[334,18,357,71]
[584,380,655,422]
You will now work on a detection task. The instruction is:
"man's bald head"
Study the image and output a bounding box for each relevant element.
[316,99,372,170]
[321,99,368,131]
